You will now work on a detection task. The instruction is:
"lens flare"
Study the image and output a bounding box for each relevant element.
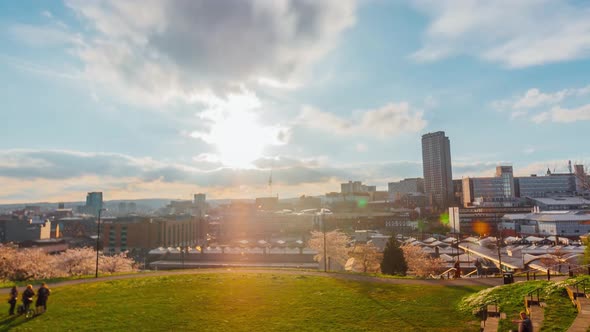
[472,221,491,236]
[357,199,368,208]
[439,212,449,225]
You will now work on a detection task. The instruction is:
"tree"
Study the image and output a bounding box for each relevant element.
[0,244,137,281]
[380,236,407,276]
[348,242,381,273]
[308,230,350,271]
[401,244,446,277]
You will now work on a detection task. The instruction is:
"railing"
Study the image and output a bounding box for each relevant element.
[475,299,500,328]
[572,279,588,296]
[429,267,457,280]
[524,287,543,309]
[463,269,477,277]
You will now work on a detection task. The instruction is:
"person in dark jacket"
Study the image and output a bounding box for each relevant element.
[36,283,51,313]
[8,286,18,315]
[512,311,533,332]
[22,285,35,313]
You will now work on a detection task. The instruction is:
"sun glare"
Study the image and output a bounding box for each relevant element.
[206,111,282,168]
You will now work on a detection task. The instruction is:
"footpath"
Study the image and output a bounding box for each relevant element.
[0,268,509,294]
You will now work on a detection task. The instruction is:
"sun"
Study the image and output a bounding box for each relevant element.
[206,111,282,168]
[191,91,285,168]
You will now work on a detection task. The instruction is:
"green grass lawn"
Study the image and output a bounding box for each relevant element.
[0,273,482,332]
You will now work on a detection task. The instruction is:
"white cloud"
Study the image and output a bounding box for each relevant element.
[512,88,569,109]
[410,0,590,68]
[493,84,590,123]
[61,0,356,105]
[532,104,590,123]
[297,102,426,138]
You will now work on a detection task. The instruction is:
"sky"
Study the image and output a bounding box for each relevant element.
[1,0,590,204]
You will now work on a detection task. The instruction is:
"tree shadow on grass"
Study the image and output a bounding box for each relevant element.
[331,278,423,330]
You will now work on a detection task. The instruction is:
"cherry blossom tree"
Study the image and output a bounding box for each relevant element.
[99,252,136,273]
[0,244,137,281]
[401,244,446,277]
[308,230,351,271]
[56,248,97,276]
[349,242,381,273]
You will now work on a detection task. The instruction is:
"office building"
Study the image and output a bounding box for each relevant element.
[194,193,206,205]
[102,215,207,254]
[516,172,576,198]
[462,166,515,207]
[85,192,103,216]
[388,178,424,201]
[448,205,533,235]
[528,196,590,211]
[501,210,590,237]
[422,131,453,211]
[341,181,376,194]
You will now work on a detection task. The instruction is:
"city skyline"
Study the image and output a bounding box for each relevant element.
[2,1,590,203]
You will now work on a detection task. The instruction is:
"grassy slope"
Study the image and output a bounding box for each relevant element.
[0,273,482,332]
[460,278,585,332]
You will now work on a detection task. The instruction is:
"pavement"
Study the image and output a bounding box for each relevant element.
[0,268,515,294]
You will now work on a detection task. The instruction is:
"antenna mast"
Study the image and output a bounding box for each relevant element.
[269,161,274,197]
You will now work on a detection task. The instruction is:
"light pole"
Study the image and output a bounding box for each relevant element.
[322,211,327,272]
[316,209,328,272]
[95,208,106,278]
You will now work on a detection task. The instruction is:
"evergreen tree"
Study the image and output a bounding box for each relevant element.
[380,235,407,275]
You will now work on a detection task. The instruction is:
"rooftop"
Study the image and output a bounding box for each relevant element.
[530,196,590,206]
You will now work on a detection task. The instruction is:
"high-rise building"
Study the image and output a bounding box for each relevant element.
[194,193,206,205]
[85,192,103,216]
[422,131,453,211]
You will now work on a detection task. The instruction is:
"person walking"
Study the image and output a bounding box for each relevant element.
[474,259,482,277]
[8,286,18,315]
[22,285,35,313]
[512,311,533,332]
[36,283,51,314]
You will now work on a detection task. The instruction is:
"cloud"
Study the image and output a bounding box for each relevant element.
[0,149,429,202]
[8,23,77,47]
[532,104,590,123]
[512,88,569,109]
[297,102,426,138]
[61,0,356,105]
[492,84,590,122]
[410,0,590,68]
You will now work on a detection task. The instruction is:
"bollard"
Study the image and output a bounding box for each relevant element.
[533,272,536,280]
[547,269,550,281]
[526,271,529,281]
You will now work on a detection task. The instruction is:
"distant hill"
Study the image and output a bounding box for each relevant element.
[0,195,323,212]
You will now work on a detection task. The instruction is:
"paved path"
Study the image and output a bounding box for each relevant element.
[482,316,499,332]
[0,268,509,294]
[529,304,544,332]
[567,297,590,332]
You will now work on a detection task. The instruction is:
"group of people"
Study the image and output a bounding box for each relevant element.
[8,283,51,316]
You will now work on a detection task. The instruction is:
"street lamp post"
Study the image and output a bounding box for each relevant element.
[322,212,327,272]
[95,208,105,278]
